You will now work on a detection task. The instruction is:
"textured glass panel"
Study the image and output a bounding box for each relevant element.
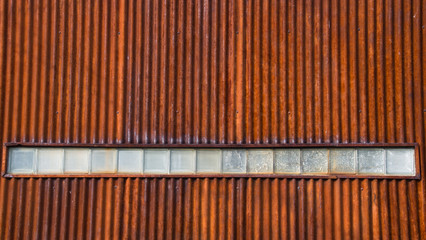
[358,149,385,174]
[301,149,329,173]
[38,149,63,174]
[171,150,196,173]
[8,148,35,174]
[386,148,414,175]
[247,150,273,173]
[144,149,170,173]
[118,149,143,173]
[7,146,416,177]
[274,149,301,173]
[196,150,221,173]
[223,150,247,173]
[64,149,90,173]
[330,149,356,173]
[91,149,117,173]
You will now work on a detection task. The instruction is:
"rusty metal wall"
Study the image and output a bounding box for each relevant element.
[0,0,425,239]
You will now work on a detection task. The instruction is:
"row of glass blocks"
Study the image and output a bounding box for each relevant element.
[7,147,415,176]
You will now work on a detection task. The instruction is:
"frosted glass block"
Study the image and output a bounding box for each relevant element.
[91,149,117,173]
[196,150,221,173]
[118,149,143,173]
[38,148,63,174]
[223,150,247,173]
[8,148,35,174]
[330,149,356,174]
[247,150,273,173]
[386,148,415,175]
[301,149,329,173]
[171,149,196,173]
[144,149,170,173]
[358,148,385,174]
[274,149,301,173]
[64,149,90,173]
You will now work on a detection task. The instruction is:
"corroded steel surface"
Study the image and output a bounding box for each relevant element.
[0,0,425,239]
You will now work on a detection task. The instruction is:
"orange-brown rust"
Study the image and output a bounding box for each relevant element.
[0,0,425,239]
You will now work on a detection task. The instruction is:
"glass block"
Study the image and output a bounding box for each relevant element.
[91,149,117,173]
[64,149,90,173]
[274,149,301,173]
[358,148,385,174]
[247,150,273,173]
[8,148,35,174]
[118,149,143,173]
[38,148,63,174]
[330,149,356,174]
[196,149,221,173]
[171,149,196,173]
[301,149,329,174]
[222,150,247,173]
[386,148,415,175]
[144,149,170,174]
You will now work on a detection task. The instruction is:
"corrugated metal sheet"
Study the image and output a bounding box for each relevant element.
[0,0,425,239]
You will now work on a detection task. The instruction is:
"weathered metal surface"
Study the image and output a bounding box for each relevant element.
[0,0,425,239]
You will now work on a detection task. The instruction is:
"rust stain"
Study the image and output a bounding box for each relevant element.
[0,0,425,239]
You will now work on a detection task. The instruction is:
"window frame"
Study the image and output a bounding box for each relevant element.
[2,142,421,179]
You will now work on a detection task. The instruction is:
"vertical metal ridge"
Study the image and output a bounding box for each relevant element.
[165,178,175,239]
[306,179,315,238]
[200,0,209,144]
[342,179,352,238]
[0,0,7,237]
[156,178,166,239]
[190,178,198,239]
[175,178,183,239]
